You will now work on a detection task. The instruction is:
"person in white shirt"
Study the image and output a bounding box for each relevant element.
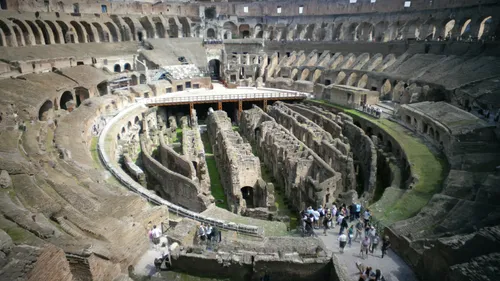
[198,224,206,243]
[338,231,348,253]
[151,225,162,245]
[206,225,213,241]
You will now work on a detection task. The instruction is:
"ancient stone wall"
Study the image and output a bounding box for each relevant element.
[141,135,212,212]
[207,110,272,214]
[159,133,195,180]
[240,106,343,210]
[268,102,356,194]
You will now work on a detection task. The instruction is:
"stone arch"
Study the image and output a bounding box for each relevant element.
[460,18,472,37]
[241,186,254,208]
[56,20,71,43]
[114,64,121,73]
[254,24,263,38]
[404,19,422,39]
[127,121,132,130]
[478,16,493,39]
[374,21,389,42]
[134,116,140,125]
[122,17,136,41]
[92,22,107,42]
[139,17,155,39]
[332,22,343,40]
[178,17,191,37]
[25,20,44,45]
[60,91,73,110]
[35,20,54,44]
[75,87,89,106]
[104,22,119,42]
[131,75,138,86]
[223,21,237,39]
[443,19,456,39]
[346,72,358,86]
[377,133,384,143]
[366,126,373,137]
[97,82,108,95]
[80,21,96,42]
[335,71,347,84]
[428,127,435,139]
[44,20,63,44]
[344,22,359,41]
[11,25,23,46]
[386,140,393,152]
[208,59,221,80]
[39,100,53,121]
[168,18,179,38]
[121,127,126,134]
[357,74,369,88]
[380,79,392,99]
[153,20,165,38]
[316,23,327,41]
[239,24,250,38]
[124,63,132,71]
[304,24,315,40]
[357,22,374,41]
[140,74,147,84]
[206,28,216,39]
[10,19,34,45]
[392,81,406,102]
[70,21,85,43]
[300,68,310,80]
[312,69,322,83]
[291,68,299,80]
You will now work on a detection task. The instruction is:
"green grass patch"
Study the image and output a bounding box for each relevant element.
[90,136,100,168]
[5,226,31,243]
[232,125,239,132]
[309,100,447,225]
[170,128,183,143]
[201,131,228,209]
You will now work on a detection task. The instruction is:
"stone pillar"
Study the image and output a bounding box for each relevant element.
[237,100,243,122]
[263,99,268,111]
[218,101,223,111]
[189,103,194,117]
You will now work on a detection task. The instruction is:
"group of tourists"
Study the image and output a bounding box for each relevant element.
[361,103,382,118]
[198,223,222,244]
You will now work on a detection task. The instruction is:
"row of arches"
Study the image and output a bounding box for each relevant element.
[0,15,192,47]
[207,16,499,42]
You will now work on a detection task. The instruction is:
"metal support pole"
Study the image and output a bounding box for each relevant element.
[263,99,268,112]
[218,101,223,111]
[189,103,194,117]
[237,100,243,122]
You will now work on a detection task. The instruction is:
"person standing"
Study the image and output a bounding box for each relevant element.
[339,217,348,236]
[338,231,348,253]
[198,223,206,244]
[360,236,370,259]
[323,210,332,235]
[151,225,162,247]
[368,226,376,253]
[348,225,354,247]
[371,233,380,254]
[363,209,371,225]
[355,202,361,220]
[354,219,363,242]
[381,236,391,258]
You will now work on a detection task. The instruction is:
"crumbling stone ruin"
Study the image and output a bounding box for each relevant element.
[207,110,274,215]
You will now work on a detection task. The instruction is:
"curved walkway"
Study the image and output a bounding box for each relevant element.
[315,224,418,281]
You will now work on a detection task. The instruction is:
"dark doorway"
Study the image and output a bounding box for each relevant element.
[241,186,254,208]
[60,91,73,110]
[208,59,221,80]
[114,64,121,73]
[1,0,7,9]
[38,100,53,121]
[137,31,143,41]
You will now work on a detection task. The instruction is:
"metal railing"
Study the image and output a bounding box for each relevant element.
[97,103,263,236]
[144,91,307,105]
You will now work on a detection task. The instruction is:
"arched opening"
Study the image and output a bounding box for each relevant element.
[304,24,315,40]
[335,71,347,84]
[97,82,108,95]
[131,75,138,85]
[153,19,165,38]
[44,20,61,43]
[374,21,389,42]
[127,121,132,130]
[377,133,384,143]
[35,20,52,44]
[300,69,310,80]
[241,186,254,208]
[91,22,107,42]
[25,20,42,44]
[192,161,198,173]
[460,19,472,37]
[114,64,121,73]
[122,17,136,41]
[429,127,435,139]
[312,69,322,83]
[386,140,393,152]
[140,74,147,84]
[121,127,126,134]
[223,21,237,39]
[124,63,131,71]
[104,22,119,42]
[179,17,191,37]
[345,23,359,41]
[366,126,373,137]
[346,73,358,86]
[134,116,140,125]
[254,24,263,39]
[353,121,362,129]
[70,21,85,43]
[80,21,95,42]
[209,59,221,80]
[380,79,392,99]
[75,87,89,106]
[10,19,32,45]
[239,24,250,38]
[39,100,53,121]
[137,31,143,42]
[444,19,455,39]
[254,127,261,141]
[206,28,215,39]
[357,74,368,88]
[60,91,73,110]
[478,16,493,39]
[332,22,343,40]
[357,22,374,41]
[168,18,178,38]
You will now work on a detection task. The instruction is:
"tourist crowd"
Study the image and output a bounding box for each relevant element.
[360,104,382,118]
[301,203,391,281]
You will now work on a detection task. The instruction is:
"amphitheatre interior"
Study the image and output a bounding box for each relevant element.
[0,0,500,280]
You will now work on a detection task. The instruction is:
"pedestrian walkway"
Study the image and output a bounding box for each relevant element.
[314,223,418,281]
